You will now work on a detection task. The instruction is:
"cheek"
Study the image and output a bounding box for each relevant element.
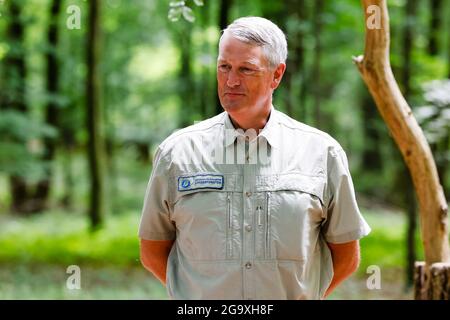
[247,80,269,97]
[217,74,227,87]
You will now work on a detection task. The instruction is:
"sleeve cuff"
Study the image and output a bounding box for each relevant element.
[324,224,371,244]
[138,231,176,241]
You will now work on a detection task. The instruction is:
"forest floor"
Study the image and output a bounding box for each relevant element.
[0,207,419,299]
[0,263,412,300]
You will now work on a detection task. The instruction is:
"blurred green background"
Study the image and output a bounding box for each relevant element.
[0,0,449,299]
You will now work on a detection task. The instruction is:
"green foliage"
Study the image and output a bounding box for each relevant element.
[168,0,204,23]
[414,80,450,144]
[0,208,426,272]
[359,210,425,273]
[0,264,168,299]
[0,210,141,267]
[0,110,56,179]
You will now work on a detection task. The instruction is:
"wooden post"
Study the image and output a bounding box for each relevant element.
[353,0,450,299]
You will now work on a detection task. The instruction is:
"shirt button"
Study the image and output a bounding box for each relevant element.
[245,191,252,197]
[245,262,252,269]
[245,225,252,232]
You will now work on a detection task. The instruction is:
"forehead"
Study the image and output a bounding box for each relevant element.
[218,33,267,66]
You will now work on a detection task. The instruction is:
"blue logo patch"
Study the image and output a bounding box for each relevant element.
[178,174,224,191]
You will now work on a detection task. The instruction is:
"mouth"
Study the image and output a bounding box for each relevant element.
[224,93,245,97]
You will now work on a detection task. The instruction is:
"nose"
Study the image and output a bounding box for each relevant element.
[226,70,240,87]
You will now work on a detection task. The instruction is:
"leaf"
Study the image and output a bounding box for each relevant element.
[413,105,437,123]
[168,7,182,22]
[169,1,185,8]
[193,0,204,6]
[182,6,195,22]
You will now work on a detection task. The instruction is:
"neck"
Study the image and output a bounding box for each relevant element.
[228,105,272,131]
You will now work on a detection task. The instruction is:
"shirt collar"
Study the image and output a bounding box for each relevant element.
[223,106,279,148]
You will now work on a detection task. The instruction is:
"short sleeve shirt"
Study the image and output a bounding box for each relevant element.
[138,107,371,300]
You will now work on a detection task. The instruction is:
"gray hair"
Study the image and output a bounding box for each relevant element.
[220,16,288,69]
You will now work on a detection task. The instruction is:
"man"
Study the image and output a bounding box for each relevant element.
[139,17,371,300]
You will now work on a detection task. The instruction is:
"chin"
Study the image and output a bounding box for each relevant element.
[222,102,247,114]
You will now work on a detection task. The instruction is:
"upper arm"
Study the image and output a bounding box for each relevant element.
[322,147,371,243]
[138,147,176,241]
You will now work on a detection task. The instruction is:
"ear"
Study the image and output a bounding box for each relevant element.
[271,63,286,90]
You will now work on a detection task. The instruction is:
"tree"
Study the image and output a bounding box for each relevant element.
[86,0,105,229]
[284,0,307,119]
[400,0,419,288]
[426,0,448,201]
[312,0,324,127]
[3,0,29,213]
[215,0,232,115]
[428,0,443,56]
[353,0,450,299]
[176,21,195,127]
[34,0,63,211]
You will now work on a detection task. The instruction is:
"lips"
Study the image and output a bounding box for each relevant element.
[224,92,245,96]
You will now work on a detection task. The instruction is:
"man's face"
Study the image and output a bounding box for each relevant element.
[217,33,283,117]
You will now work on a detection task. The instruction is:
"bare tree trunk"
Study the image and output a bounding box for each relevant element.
[428,0,443,56]
[198,0,212,118]
[86,0,105,229]
[287,0,307,120]
[427,0,448,200]
[401,0,418,288]
[4,0,29,214]
[176,21,194,128]
[215,0,232,115]
[312,0,323,127]
[353,0,449,298]
[34,0,62,211]
[361,89,383,170]
[415,262,450,299]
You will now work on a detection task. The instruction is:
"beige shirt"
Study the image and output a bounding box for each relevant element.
[138,107,371,300]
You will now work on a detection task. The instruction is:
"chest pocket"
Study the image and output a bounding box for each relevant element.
[255,173,326,262]
[171,174,242,261]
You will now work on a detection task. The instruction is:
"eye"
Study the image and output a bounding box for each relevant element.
[240,67,255,75]
[218,64,230,72]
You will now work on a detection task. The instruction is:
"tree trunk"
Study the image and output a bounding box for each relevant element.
[286,0,307,120]
[34,0,62,211]
[86,0,105,229]
[215,0,232,115]
[415,262,450,299]
[198,0,212,118]
[353,0,449,298]
[401,0,418,287]
[176,21,194,128]
[428,0,442,56]
[4,0,30,214]
[312,0,323,127]
[361,89,383,170]
[61,141,74,210]
[404,170,418,286]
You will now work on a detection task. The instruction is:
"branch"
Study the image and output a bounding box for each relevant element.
[354,0,449,264]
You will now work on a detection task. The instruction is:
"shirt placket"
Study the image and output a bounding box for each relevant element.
[241,138,257,300]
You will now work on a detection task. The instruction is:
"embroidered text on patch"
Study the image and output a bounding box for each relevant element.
[178,174,224,191]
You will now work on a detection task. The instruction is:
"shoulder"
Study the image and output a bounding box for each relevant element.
[156,112,226,159]
[274,109,344,152]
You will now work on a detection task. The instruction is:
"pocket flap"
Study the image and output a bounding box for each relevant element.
[256,173,326,205]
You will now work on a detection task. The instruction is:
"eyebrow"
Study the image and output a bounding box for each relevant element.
[217,59,260,68]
